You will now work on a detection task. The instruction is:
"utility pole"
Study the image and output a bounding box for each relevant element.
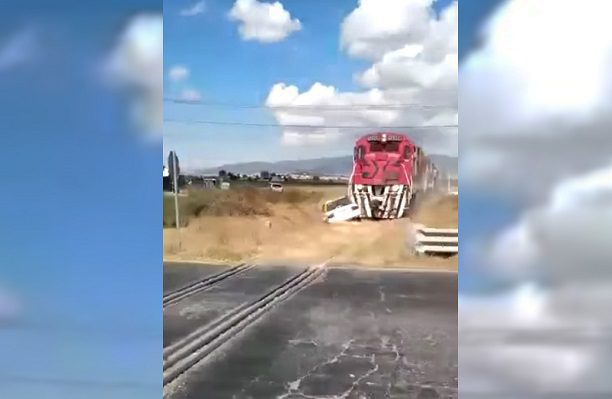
[168,151,181,247]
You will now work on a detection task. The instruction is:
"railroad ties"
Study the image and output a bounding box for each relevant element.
[162,262,328,393]
[163,263,255,308]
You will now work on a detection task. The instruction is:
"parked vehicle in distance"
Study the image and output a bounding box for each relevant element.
[270,182,284,192]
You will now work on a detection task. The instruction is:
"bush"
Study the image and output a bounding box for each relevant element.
[163,195,187,227]
[163,187,323,227]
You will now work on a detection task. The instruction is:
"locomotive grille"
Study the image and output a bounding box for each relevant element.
[384,170,400,181]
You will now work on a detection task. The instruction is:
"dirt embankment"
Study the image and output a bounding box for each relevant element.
[411,193,458,228]
[164,187,457,270]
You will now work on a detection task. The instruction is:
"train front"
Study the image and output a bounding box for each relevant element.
[349,132,415,219]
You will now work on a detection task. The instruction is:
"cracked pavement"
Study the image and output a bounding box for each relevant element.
[164,264,457,399]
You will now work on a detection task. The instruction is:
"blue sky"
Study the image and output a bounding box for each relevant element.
[0,1,161,398]
[164,0,457,171]
[458,0,504,62]
[458,0,516,293]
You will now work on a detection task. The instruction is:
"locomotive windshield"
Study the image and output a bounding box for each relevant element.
[369,140,400,152]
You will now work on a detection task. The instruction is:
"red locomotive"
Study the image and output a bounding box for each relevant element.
[349,132,438,219]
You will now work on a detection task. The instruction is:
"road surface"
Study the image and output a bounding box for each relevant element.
[163,262,457,399]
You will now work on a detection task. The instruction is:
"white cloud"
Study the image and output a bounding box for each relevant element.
[167,65,201,102]
[104,13,163,137]
[266,82,404,146]
[489,164,612,283]
[461,0,612,393]
[0,27,37,72]
[228,0,302,43]
[461,0,612,200]
[180,1,206,17]
[178,88,202,102]
[265,0,457,154]
[340,0,445,61]
[168,65,189,81]
[461,257,612,393]
[357,44,457,90]
[460,285,599,392]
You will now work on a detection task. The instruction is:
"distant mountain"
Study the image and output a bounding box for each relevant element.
[198,154,458,177]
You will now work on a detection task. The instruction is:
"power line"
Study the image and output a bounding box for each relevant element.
[163,98,456,110]
[164,118,458,129]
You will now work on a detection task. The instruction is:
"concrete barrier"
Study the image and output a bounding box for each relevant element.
[412,224,458,255]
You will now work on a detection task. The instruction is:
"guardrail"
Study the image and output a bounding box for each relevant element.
[411,224,458,255]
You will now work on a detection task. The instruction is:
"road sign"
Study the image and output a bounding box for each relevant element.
[168,151,181,240]
[168,151,180,181]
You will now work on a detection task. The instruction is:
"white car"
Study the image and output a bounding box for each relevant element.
[324,203,361,223]
[270,183,284,192]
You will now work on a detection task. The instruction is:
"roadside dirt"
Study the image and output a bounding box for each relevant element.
[411,192,458,228]
[163,188,457,270]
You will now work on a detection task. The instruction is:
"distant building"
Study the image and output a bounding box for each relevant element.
[163,166,172,191]
[288,173,312,180]
[185,175,217,189]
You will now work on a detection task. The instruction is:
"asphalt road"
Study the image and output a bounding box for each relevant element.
[163,262,229,294]
[163,262,457,399]
[164,264,302,348]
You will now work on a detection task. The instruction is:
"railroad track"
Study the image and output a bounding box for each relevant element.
[163,263,254,308]
[162,262,328,390]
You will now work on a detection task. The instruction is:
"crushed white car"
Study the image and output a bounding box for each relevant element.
[324,203,361,223]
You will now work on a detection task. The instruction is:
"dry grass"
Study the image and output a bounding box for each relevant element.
[411,193,458,228]
[164,186,458,270]
[163,187,323,227]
